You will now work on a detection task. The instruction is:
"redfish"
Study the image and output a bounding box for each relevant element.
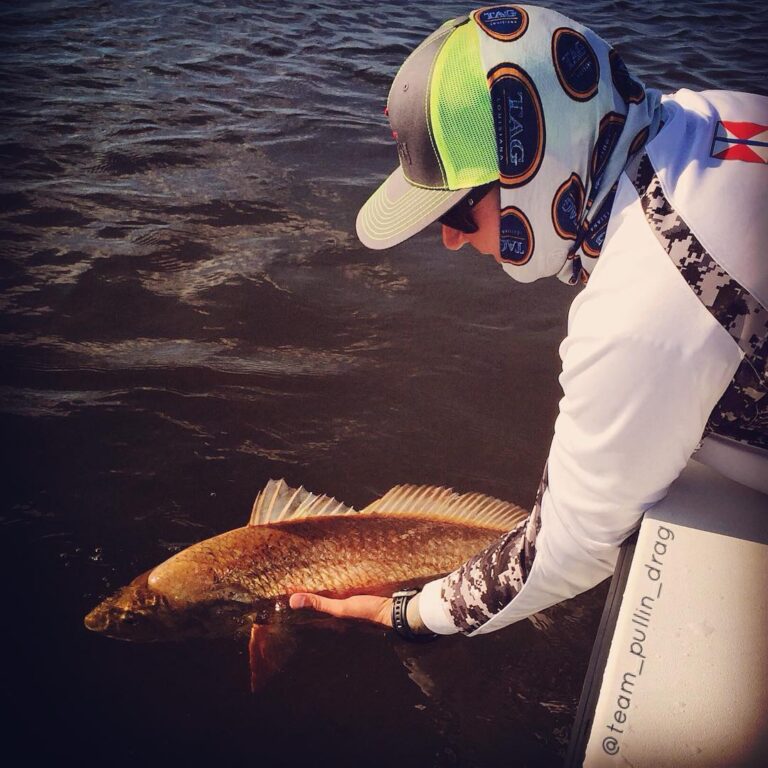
[84,479,528,642]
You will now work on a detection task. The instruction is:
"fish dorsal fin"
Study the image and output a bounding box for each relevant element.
[360,484,528,531]
[249,479,357,526]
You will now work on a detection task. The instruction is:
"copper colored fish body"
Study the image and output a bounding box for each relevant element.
[84,481,528,641]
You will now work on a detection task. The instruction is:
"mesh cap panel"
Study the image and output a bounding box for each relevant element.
[430,21,498,189]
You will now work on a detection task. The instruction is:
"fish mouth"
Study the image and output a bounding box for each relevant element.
[84,607,109,633]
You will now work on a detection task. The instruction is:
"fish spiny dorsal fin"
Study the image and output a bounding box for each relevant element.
[249,479,306,525]
[249,479,357,526]
[360,484,528,531]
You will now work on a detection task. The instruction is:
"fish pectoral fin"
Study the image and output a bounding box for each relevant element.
[248,623,296,693]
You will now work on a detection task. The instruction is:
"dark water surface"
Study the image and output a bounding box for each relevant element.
[1,1,765,765]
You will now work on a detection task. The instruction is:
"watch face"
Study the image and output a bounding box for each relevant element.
[392,589,418,598]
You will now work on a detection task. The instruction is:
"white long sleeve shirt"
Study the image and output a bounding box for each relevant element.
[419,88,768,636]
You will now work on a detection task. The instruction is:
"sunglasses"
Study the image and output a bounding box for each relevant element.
[437,181,496,234]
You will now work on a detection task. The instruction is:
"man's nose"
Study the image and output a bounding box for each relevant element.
[442,224,467,251]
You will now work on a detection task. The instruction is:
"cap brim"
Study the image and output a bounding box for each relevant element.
[356,167,469,250]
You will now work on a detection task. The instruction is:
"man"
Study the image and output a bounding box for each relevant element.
[290,4,767,638]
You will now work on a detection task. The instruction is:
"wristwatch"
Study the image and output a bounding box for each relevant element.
[391,588,439,642]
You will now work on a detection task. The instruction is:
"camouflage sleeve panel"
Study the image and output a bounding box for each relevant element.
[631,153,768,451]
[439,464,547,634]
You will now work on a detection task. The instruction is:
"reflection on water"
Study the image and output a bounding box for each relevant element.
[1,0,764,764]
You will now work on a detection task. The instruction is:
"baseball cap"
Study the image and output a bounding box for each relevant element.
[356,16,498,250]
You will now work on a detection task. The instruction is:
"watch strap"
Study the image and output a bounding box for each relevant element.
[391,588,439,643]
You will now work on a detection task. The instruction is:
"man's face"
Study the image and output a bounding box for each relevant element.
[441,184,501,263]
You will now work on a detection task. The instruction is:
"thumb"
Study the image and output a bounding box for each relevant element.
[288,592,350,617]
[289,593,316,610]
[289,593,345,615]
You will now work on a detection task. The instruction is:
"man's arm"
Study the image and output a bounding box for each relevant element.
[419,309,741,636]
[290,327,740,635]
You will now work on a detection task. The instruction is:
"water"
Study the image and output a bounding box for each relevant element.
[1,0,765,765]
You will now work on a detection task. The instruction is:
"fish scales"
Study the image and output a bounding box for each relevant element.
[148,514,504,604]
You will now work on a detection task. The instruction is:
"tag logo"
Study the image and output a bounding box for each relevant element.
[489,64,545,188]
[582,184,617,258]
[609,49,645,106]
[552,28,599,102]
[473,5,528,41]
[711,121,768,164]
[500,206,534,265]
[590,112,626,195]
[552,173,585,240]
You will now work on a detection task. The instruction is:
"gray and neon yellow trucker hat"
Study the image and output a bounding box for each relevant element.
[356,16,498,250]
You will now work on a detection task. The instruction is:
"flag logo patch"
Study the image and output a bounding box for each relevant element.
[710,121,768,164]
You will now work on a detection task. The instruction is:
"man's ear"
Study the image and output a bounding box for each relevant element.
[441,224,467,251]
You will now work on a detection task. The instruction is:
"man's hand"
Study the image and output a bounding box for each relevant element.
[289,593,393,627]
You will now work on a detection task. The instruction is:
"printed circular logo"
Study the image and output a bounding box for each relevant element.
[473,5,528,41]
[552,28,600,102]
[590,112,626,195]
[552,173,585,241]
[609,49,645,105]
[582,184,617,258]
[500,206,534,265]
[488,63,545,188]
